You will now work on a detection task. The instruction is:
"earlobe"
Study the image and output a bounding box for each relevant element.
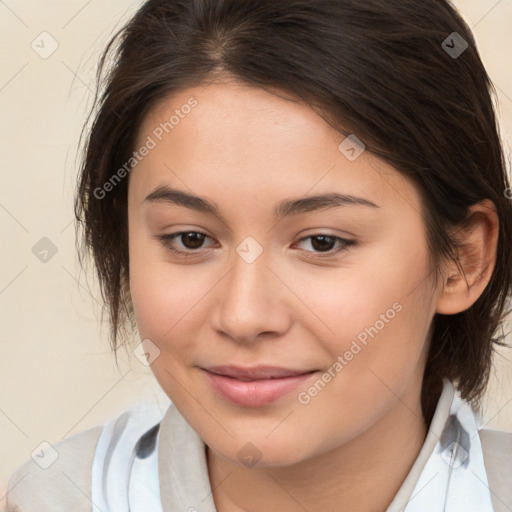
[435,199,499,315]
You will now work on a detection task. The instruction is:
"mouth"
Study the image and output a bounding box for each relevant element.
[200,365,318,407]
[203,365,317,380]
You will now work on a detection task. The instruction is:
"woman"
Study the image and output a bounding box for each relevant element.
[7,0,512,510]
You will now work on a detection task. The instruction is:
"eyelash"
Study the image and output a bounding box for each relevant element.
[156,231,355,259]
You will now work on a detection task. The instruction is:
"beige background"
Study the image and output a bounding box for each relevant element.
[1,0,512,504]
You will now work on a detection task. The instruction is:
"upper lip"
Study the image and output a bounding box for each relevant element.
[203,365,316,381]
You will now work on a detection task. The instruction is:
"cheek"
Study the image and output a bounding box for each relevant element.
[128,237,221,377]
[128,224,195,337]
[129,267,200,348]
[303,233,431,343]
[128,252,200,403]
[305,233,433,392]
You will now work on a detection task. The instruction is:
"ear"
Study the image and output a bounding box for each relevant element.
[435,199,499,315]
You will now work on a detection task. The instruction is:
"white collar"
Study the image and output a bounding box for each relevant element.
[91,378,495,512]
[387,378,495,511]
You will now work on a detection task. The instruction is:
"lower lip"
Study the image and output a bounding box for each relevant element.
[202,369,317,407]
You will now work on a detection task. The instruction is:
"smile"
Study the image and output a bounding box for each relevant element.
[201,367,318,407]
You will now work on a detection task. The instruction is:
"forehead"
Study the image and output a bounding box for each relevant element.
[130,80,423,219]
[137,79,339,153]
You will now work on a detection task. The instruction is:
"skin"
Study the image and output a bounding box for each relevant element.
[127,78,499,512]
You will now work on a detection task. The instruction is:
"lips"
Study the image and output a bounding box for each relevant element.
[203,365,316,381]
[201,365,318,407]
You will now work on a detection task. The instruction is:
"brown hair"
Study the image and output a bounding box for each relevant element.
[75,0,512,424]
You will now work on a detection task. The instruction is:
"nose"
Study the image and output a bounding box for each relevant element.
[210,248,292,344]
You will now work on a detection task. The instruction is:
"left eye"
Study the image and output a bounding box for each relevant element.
[156,231,355,257]
[293,234,355,256]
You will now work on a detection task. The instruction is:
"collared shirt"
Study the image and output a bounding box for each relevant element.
[6,378,497,511]
[89,377,495,511]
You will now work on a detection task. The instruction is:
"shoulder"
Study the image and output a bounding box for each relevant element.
[479,427,512,447]
[479,427,512,467]
[5,425,103,512]
[479,428,512,512]
[6,402,167,511]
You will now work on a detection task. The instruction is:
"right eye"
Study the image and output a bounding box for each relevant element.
[156,231,217,256]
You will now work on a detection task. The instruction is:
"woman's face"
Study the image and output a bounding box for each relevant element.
[127,79,443,466]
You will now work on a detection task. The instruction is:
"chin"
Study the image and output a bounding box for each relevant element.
[212,442,310,469]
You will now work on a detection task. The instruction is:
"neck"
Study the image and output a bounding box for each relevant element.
[207,382,430,512]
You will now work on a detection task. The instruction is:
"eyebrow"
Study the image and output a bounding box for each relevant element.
[143,184,380,223]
